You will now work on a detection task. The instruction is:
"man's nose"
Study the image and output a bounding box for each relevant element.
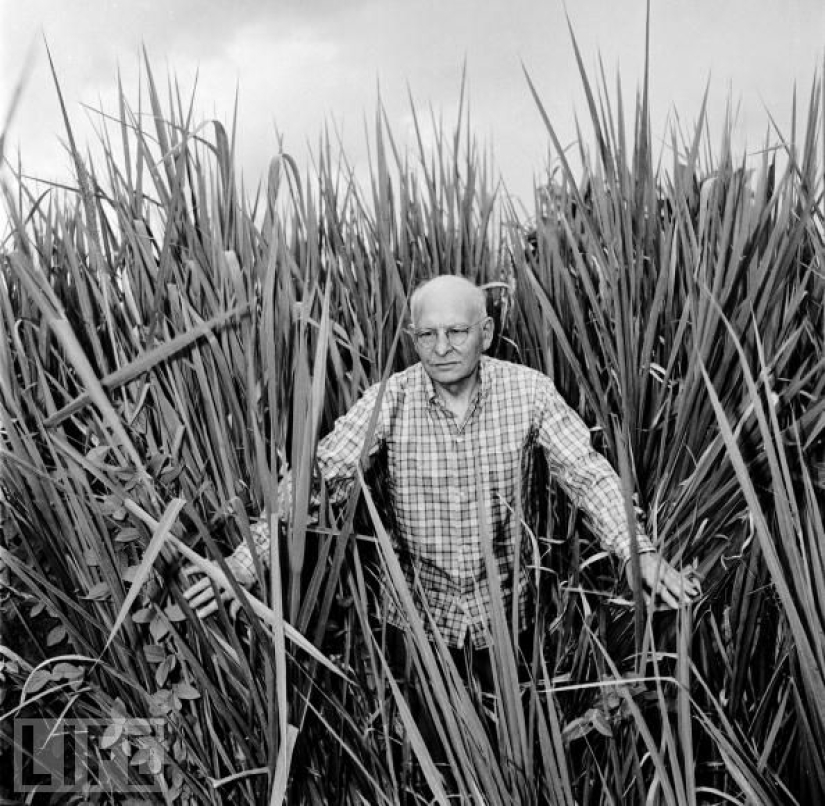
[433,330,452,355]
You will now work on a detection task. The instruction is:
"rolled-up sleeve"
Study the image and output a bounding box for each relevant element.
[226,382,390,579]
[535,377,654,561]
[316,382,388,505]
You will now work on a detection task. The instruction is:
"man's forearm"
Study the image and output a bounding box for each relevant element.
[225,471,293,584]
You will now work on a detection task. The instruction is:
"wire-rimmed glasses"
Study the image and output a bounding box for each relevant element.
[408,317,488,351]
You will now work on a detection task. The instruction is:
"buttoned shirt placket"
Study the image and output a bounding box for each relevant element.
[425,375,489,647]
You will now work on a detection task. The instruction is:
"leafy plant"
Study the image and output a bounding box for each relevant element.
[1,24,823,805]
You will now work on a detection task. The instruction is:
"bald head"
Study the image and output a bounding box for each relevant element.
[410,276,487,326]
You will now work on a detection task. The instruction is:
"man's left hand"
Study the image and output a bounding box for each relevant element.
[627,553,702,609]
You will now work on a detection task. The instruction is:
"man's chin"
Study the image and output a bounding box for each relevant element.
[427,364,460,378]
[426,364,471,385]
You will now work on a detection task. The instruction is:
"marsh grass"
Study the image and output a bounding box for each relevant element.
[1,31,824,805]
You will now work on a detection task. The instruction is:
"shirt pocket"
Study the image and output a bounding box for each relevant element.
[481,434,522,533]
[486,434,523,487]
[388,438,442,512]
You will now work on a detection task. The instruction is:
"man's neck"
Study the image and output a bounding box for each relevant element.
[432,368,480,421]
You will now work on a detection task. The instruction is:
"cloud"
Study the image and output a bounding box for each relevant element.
[2,0,824,206]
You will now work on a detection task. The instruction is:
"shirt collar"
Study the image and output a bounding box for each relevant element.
[421,355,492,407]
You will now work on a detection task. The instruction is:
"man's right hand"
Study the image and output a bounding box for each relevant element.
[181,511,278,619]
[182,553,254,619]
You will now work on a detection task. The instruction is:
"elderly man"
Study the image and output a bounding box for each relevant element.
[184,275,699,650]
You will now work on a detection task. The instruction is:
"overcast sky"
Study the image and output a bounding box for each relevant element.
[1,0,823,211]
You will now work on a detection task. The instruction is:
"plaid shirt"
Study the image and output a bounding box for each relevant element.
[230,356,653,648]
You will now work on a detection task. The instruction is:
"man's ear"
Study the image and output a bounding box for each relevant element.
[481,316,495,350]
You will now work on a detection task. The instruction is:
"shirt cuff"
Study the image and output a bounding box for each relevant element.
[225,544,257,588]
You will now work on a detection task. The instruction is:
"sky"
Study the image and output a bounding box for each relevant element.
[1,0,823,212]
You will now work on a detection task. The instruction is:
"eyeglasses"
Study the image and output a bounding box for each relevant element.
[408,317,489,351]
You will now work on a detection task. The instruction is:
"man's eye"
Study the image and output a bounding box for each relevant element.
[418,330,436,339]
[447,328,468,337]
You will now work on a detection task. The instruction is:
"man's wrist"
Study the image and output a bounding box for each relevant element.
[225,551,256,588]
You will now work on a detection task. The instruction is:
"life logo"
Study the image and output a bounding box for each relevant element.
[13,718,167,795]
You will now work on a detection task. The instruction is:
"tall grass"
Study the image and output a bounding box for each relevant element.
[1,36,823,805]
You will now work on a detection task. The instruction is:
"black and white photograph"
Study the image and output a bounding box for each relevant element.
[1,1,824,803]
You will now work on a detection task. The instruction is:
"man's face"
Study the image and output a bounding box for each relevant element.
[412,288,493,388]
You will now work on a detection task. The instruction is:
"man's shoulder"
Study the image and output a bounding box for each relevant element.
[395,361,426,384]
[359,362,424,403]
[483,356,547,386]
[380,362,425,392]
